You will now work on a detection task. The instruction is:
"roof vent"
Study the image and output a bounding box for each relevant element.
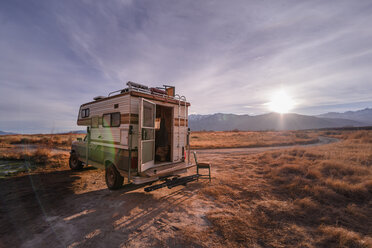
[93,96,106,101]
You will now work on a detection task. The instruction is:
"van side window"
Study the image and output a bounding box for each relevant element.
[81,108,90,118]
[102,112,121,127]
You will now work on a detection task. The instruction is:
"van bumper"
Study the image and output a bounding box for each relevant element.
[132,162,195,185]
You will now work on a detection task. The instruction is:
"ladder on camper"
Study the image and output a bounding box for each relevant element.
[175,94,187,161]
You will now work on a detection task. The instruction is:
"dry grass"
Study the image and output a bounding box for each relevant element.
[190,130,319,149]
[190,130,372,247]
[0,133,85,149]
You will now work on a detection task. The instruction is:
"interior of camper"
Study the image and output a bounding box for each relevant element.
[154,105,172,164]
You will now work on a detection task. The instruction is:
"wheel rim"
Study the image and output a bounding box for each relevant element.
[107,167,115,186]
[71,156,78,167]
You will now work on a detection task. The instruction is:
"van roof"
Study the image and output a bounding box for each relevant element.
[81,89,190,107]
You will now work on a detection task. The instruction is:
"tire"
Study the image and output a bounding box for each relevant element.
[105,163,124,190]
[69,152,84,170]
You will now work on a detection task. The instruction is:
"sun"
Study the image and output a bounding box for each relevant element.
[268,90,295,114]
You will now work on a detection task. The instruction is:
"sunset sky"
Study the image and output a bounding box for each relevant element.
[1,0,372,133]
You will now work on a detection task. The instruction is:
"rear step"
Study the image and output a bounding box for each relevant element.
[144,174,199,192]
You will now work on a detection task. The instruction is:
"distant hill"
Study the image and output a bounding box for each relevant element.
[188,113,369,131]
[0,130,17,135]
[317,108,372,124]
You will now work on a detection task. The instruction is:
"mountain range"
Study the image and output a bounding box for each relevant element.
[317,108,372,124]
[189,108,372,131]
[0,130,17,135]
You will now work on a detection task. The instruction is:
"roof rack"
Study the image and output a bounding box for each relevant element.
[107,81,187,102]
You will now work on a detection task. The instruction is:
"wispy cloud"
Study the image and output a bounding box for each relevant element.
[0,0,372,133]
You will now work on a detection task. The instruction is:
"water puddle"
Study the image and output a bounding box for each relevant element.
[0,160,35,178]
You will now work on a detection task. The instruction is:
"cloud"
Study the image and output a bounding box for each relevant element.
[0,0,372,132]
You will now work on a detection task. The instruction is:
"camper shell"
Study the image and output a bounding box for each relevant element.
[69,82,192,189]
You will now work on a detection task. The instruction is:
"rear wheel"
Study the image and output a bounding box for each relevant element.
[105,163,124,190]
[69,152,83,170]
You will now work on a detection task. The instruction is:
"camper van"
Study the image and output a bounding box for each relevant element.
[69,82,192,189]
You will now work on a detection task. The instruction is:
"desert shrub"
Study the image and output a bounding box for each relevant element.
[293,197,318,211]
[270,152,282,159]
[316,226,371,248]
[320,161,368,178]
[324,131,342,136]
[29,148,51,164]
[289,149,306,157]
[350,131,366,140]
[304,151,325,160]
[295,133,309,139]
[67,135,73,146]
[275,163,306,177]
[277,153,297,162]
[281,131,291,136]
[19,138,29,144]
[304,167,322,179]
[207,209,257,244]
[201,185,240,201]
[324,178,370,201]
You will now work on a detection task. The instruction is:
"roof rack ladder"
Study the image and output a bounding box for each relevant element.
[180,96,187,139]
[180,96,187,162]
[175,94,181,160]
[175,95,187,161]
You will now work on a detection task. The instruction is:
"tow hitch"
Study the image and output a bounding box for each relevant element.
[144,174,199,192]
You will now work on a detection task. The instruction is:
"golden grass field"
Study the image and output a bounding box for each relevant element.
[190,130,319,149]
[193,130,372,247]
[0,133,85,149]
[0,130,371,247]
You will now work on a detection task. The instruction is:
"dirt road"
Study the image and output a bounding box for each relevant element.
[0,137,339,247]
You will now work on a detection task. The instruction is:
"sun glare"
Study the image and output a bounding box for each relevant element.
[268,90,295,114]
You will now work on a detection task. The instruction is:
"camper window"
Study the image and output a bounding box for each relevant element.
[102,112,121,127]
[143,101,155,127]
[81,108,90,118]
[102,114,111,127]
[111,112,121,127]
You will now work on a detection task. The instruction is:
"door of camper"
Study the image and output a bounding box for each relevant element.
[139,98,156,172]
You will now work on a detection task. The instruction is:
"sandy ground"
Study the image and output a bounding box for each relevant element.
[0,137,338,247]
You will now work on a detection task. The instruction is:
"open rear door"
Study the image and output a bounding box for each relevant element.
[139,98,156,172]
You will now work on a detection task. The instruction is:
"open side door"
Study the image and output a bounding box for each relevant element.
[139,98,156,172]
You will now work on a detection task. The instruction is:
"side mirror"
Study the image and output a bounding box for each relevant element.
[77,138,82,141]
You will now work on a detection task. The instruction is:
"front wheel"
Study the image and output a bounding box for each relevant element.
[105,163,124,190]
[69,152,83,170]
